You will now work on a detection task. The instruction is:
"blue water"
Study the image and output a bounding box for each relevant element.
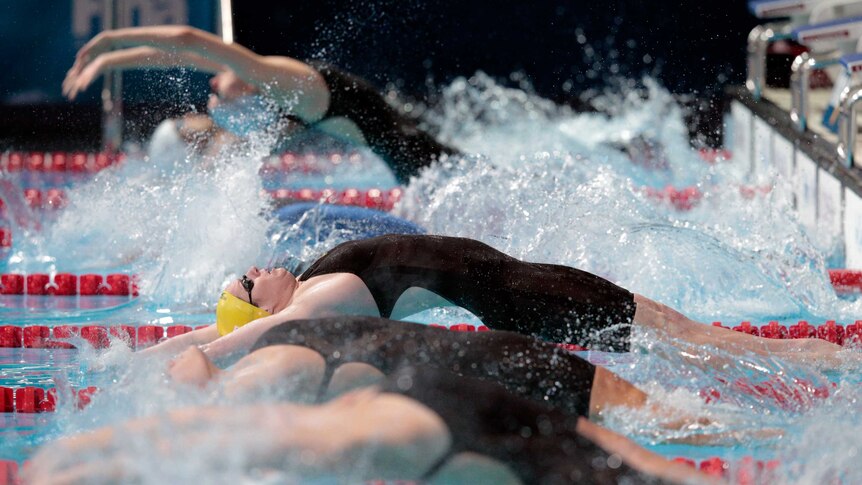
[1,74,861,483]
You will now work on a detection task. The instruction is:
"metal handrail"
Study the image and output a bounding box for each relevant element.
[836,83,862,166]
[790,52,841,132]
[746,22,793,100]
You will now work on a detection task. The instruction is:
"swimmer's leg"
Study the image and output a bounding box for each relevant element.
[632,294,845,366]
[589,366,648,415]
[591,366,718,434]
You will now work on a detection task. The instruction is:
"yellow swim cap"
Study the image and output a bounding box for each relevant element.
[216,291,271,336]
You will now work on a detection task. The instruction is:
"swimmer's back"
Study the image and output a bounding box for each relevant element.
[297,235,636,351]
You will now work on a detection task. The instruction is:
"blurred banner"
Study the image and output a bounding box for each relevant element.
[0,0,218,105]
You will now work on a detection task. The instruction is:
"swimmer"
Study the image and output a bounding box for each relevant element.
[169,315,775,445]
[63,25,457,183]
[25,366,720,484]
[149,234,843,366]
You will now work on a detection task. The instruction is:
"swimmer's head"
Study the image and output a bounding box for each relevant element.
[216,291,271,336]
[208,70,257,110]
[221,267,298,314]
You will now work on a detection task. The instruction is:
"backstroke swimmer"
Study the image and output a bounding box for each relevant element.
[25,369,722,484]
[63,25,458,184]
[147,234,844,367]
[168,314,776,443]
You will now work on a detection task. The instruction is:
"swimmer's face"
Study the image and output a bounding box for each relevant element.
[225,267,297,314]
[208,70,257,110]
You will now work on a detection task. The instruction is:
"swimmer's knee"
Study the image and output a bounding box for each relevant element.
[224,345,327,401]
[245,345,326,372]
[323,362,385,401]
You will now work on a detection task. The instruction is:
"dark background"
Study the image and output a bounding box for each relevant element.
[0,0,760,150]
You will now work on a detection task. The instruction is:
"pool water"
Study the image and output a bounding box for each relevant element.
[2,73,861,483]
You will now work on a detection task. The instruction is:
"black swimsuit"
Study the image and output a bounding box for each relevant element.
[306,63,459,184]
[250,315,597,417]
[298,234,636,352]
[250,317,660,484]
[383,367,664,485]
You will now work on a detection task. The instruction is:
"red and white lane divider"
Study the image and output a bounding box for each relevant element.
[0,152,124,173]
[0,324,208,349]
[642,184,772,211]
[268,187,403,212]
[0,151,367,174]
[0,385,98,414]
[673,456,779,482]
[712,319,862,346]
[0,273,136,296]
[830,269,862,294]
[261,152,365,175]
[698,148,733,164]
[0,148,730,174]
[2,187,402,212]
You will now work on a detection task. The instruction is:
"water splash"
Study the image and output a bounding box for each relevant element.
[9,71,862,483]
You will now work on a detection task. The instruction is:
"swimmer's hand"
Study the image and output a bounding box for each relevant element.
[63,51,109,100]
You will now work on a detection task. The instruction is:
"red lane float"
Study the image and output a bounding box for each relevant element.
[673,455,779,482]
[0,186,403,215]
[701,375,836,411]
[698,148,732,164]
[0,273,136,296]
[643,184,772,211]
[268,187,403,211]
[0,152,124,173]
[261,152,364,175]
[711,319,862,346]
[0,385,98,414]
[0,324,188,350]
[5,318,862,350]
[1,151,371,174]
[0,459,18,485]
[830,269,862,294]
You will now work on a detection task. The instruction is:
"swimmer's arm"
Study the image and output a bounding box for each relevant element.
[72,26,328,120]
[137,324,220,357]
[63,46,224,99]
[24,396,449,483]
[576,419,722,484]
[201,303,339,360]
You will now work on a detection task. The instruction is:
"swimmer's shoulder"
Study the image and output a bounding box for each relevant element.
[294,272,378,316]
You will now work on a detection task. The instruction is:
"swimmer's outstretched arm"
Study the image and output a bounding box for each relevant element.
[63,46,224,99]
[66,25,329,120]
[136,312,299,359]
[23,390,451,484]
[632,294,850,369]
[200,304,345,360]
[576,419,723,484]
[137,323,220,357]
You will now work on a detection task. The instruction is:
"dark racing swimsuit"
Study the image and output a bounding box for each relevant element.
[251,317,659,484]
[385,367,664,485]
[251,315,597,417]
[302,63,459,184]
[298,234,636,352]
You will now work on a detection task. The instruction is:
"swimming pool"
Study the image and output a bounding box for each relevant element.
[2,74,861,483]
